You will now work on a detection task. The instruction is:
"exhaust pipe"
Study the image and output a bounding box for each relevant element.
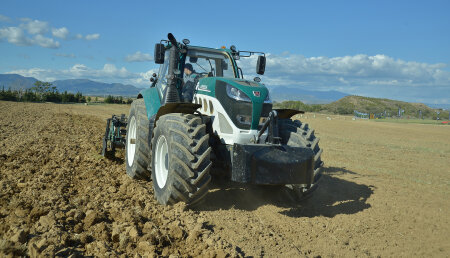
[164,33,181,103]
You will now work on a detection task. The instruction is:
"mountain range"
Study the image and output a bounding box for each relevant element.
[1,74,448,109]
[1,74,349,103]
[268,86,349,104]
[0,74,142,96]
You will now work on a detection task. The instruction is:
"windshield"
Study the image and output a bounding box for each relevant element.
[185,49,235,79]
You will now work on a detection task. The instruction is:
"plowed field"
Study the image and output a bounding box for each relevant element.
[0,101,449,257]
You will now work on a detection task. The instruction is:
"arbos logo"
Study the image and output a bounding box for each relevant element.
[252,91,260,97]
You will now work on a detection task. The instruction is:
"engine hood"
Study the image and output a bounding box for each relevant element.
[195,77,272,131]
[196,77,269,104]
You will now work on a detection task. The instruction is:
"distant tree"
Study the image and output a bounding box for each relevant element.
[87,96,91,102]
[0,87,19,101]
[104,95,113,103]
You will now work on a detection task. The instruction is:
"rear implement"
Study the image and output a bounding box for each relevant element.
[101,114,127,157]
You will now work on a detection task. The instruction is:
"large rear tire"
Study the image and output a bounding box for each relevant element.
[279,119,324,200]
[151,113,212,206]
[125,99,151,180]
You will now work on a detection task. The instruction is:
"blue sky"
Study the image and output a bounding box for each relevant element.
[1,0,449,104]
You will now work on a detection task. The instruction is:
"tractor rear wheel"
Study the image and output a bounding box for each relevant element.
[125,99,151,180]
[279,119,324,201]
[151,113,212,206]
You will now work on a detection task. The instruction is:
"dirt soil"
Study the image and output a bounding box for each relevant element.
[0,101,449,257]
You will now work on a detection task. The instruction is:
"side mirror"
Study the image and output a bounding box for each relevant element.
[256,56,266,75]
[154,43,165,64]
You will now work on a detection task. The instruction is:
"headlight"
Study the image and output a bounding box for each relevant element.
[264,91,272,103]
[226,84,251,102]
[236,115,251,125]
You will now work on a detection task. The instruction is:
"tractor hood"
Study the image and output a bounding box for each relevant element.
[196,77,269,102]
[195,77,272,130]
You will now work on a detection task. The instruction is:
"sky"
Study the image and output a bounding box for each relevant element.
[1,0,449,104]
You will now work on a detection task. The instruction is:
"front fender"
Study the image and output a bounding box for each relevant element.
[138,87,161,119]
[274,109,305,119]
[155,103,202,122]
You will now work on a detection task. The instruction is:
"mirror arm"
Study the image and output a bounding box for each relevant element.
[238,67,244,79]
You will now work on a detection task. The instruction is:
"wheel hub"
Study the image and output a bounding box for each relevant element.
[155,135,169,188]
[127,116,136,166]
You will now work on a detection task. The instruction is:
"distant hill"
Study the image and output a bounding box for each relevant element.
[52,79,141,96]
[274,95,449,119]
[0,74,38,90]
[322,95,442,118]
[269,86,349,104]
[0,74,142,96]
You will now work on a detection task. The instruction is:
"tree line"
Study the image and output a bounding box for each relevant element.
[0,81,133,104]
[104,95,133,104]
[0,81,87,103]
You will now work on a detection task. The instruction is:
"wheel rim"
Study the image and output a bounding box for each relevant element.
[127,116,136,167]
[155,135,169,188]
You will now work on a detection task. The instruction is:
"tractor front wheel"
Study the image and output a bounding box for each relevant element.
[279,118,324,201]
[151,113,212,206]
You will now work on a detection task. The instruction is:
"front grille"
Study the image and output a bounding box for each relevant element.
[215,80,252,130]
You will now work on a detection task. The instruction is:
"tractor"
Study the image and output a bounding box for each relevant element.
[102,33,323,206]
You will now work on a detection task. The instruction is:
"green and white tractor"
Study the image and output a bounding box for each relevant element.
[102,33,323,206]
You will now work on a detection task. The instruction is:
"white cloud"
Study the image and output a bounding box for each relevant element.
[237,53,450,88]
[0,14,11,22]
[133,69,158,85]
[0,17,100,48]
[5,63,160,89]
[6,67,48,80]
[0,26,60,48]
[20,19,49,35]
[6,63,143,84]
[4,51,450,103]
[125,51,153,62]
[0,27,32,46]
[52,27,69,39]
[85,33,100,40]
[33,34,60,48]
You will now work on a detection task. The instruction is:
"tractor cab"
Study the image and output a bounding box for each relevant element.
[152,36,266,106]
[153,46,239,103]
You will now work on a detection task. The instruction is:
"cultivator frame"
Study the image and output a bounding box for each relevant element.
[101,114,127,156]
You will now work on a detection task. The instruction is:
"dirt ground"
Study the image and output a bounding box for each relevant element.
[0,101,449,257]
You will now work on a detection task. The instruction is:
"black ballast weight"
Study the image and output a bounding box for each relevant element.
[231,143,315,185]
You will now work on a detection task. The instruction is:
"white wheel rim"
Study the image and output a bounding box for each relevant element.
[127,116,136,167]
[155,135,169,188]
